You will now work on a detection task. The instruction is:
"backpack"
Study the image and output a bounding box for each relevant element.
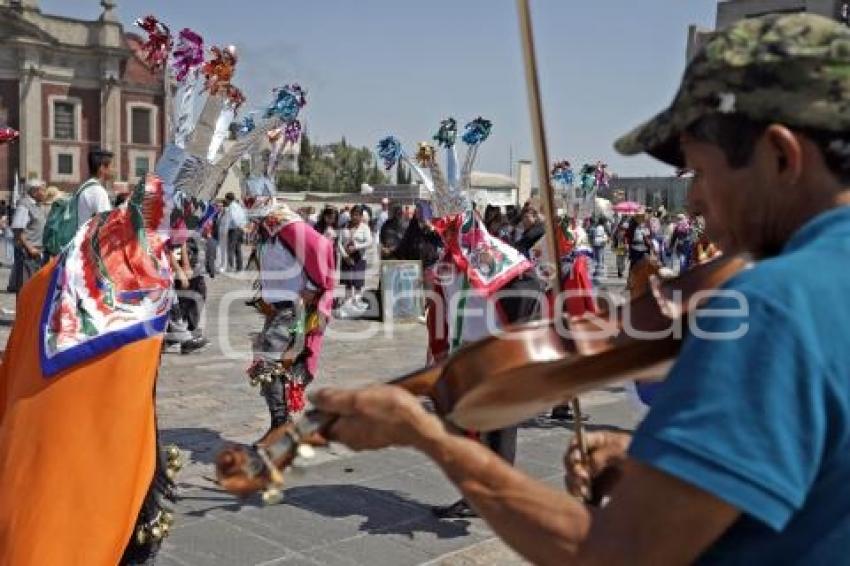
[42,179,96,257]
[591,225,608,247]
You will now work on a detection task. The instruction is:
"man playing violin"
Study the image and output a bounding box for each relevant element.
[315,13,850,565]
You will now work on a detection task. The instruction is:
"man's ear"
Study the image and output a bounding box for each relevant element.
[762,125,804,184]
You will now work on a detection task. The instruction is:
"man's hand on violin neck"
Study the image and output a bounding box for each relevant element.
[312,386,446,451]
[566,431,631,501]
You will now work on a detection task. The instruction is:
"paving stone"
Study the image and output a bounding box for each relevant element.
[161,516,289,566]
[359,467,462,509]
[381,517,492,560]
[436,538,529,565]
[213,498,365,552]
[0,262,640,565]
[322,534,434,566]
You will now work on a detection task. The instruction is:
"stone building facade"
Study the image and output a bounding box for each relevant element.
[601,177,692,213]
[0,0,164,196]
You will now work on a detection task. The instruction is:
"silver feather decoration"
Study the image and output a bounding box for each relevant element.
[201,116,283,201]
[163,116,282,202]
[459,143,480,193]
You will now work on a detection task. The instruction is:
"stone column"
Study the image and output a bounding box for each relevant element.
[101,70,122,178]
[516,160,532,206]
[18,58,43,180]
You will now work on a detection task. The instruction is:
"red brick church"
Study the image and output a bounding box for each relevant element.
[0,0,164,197]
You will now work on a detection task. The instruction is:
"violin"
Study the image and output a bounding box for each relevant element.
[215,254,749,498]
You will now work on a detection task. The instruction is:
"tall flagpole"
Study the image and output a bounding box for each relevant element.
[515,0,589,469]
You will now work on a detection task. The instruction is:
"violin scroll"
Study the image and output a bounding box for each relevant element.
[215,411,333,500]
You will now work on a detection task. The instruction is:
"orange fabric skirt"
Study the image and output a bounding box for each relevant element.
[0,263,163,565]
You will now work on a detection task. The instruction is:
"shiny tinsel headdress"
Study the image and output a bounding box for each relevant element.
[377,116,493,218]
[135,15,283,203]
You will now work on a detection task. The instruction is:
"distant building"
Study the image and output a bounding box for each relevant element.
[357,170,523,207]
[602,177,692,213]
[0,0,165,196]
[688,0,847,60]
[468,171,519,208]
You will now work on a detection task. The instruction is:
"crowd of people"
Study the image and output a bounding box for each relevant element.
[3,150,113,294]
[0,144,725,557]
[3,12,850,565]
[269,197,721,311]
[312,13,850,564]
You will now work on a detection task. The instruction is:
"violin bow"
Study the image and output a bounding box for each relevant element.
[516,0,590,467]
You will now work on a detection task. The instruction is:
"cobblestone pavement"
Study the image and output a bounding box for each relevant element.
[0,253,644,566]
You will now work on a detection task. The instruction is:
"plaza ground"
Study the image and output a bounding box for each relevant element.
[0,255,643,565]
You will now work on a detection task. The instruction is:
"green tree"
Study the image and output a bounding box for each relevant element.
[298,131,312,177]
[354,159,366,190]
[367,161,386,186]
[275,136,385,193]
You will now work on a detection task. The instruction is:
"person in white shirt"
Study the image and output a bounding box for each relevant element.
[337,207,372,311]
[248,203,336,438]
[590,217,609,278]
[77,149,114,223]
[338,206,351,229]
[375,198,390,236]
[10,180,47,291]
[224,192,247,272]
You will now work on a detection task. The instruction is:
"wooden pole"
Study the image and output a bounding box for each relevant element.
[515,0,589,469]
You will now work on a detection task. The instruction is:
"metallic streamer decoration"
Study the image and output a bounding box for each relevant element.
[0,126,19,145]
[134,15,172,70]
[171,70,206,149]
[415,142,436,166]
[594,161,611,189]
[267,127,282,143]
[265,84,307,121]
[177,116,283,202]
[433,117,458,148]
[202,45,238,96]
[462,117,493,146]
[236,115,256,137]
[458,116,493,191]
[377,136,403,170]
[207,101,238,161]
[551,160,574,186]
[284,120,303,144]
[579,163,597,191]
[577,162,612,192]
[171,28,204,83]
[224,84,246,110]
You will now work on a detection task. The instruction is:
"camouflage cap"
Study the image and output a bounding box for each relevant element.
[615,13,850,166]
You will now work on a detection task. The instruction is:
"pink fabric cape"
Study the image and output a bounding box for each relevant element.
[277,220,337,376]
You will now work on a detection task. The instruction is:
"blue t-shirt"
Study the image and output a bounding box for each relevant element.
[630,206,850,564]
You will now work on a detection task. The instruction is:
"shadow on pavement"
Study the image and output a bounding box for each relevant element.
[161,427,230,466]
[176,489,266,518]
[284,484,473,538]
